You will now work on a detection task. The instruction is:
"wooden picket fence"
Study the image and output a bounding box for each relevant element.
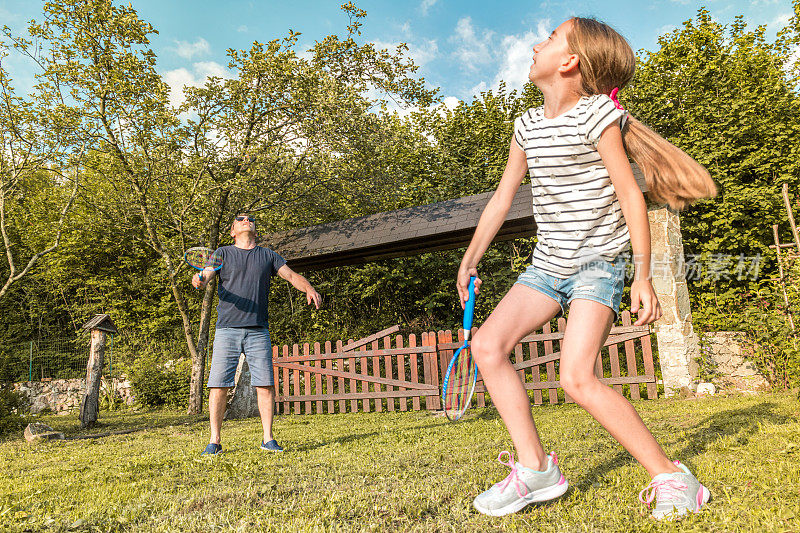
[271,311,657,415]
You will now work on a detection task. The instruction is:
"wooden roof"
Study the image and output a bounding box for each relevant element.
[262,184,536,272]
[263,167,647,272]
[81,314,118,333]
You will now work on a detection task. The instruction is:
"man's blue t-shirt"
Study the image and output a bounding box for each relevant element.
[213,245,286,328]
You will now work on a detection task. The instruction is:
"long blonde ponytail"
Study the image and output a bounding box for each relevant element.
[567,17,717,210]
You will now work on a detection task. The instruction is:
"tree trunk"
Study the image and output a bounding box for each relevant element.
[188,188,230,414]
[79,329,105,429]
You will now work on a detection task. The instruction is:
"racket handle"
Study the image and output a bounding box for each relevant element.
[463,276,477,333]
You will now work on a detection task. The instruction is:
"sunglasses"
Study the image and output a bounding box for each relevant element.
[235,216,255,222]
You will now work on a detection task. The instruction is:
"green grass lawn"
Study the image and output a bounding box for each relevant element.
[2,391,799,532]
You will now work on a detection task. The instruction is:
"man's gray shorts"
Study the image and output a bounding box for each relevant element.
[207,326,274,387]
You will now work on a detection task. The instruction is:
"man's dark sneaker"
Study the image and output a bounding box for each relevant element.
[260,439,284,452]
[201,442,223,455]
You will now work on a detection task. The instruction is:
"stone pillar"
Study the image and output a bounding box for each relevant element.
[224,355,259,419]
[647,204,700,396]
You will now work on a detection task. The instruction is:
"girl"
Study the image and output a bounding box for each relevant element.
[458,18,717,519]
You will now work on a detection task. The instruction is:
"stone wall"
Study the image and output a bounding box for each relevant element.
[13,377,134,414]
[700,331,769,392]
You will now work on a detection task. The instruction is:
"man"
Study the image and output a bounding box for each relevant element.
[193,214,321,455]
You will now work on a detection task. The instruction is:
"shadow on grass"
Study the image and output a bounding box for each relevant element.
[36,409,208,441]
[288,412,494,452]
[571,401,793,490]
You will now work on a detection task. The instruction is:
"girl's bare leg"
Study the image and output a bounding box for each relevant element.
[558,298,679,477]
[471,284,562,470]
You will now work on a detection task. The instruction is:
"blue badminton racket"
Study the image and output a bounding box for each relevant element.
[183,246,223,283]
[442,276,478,421]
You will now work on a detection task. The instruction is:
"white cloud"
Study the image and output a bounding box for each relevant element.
[237,25,248,33]
[490,21,550,93]
[453,19,550,97]
[419,0,438,16]
[172,38,211,59]
[787,44,800,77]
[163,61,230,108]
[372,38,439,67]
[442,96,460,110]
[656,24,678,37]
[768,13,792,32]
[450,17,494,70]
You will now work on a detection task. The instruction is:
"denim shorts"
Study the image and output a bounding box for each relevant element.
[515,255,627,321]
[208,326,274,388]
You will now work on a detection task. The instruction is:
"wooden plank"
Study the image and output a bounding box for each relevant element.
[409,334,420,411]
[640,331,658,399]
[347,339,357,413]
[438,330,450,388]
[303,343,312,414]
[360,344,370,412]
[622,311,640,400]
[273,345,434,364]
[472,327,485,407]
[543,322,558,404]
[282,344,290,414]
[293,344,301,414]
[372,339,382,412]
[273,362,438,391]
[384,336,395,412]
[473,374,656,393]
[424,332,441,410]
[397,335,407,412]
[325,341,335,413]
[336,340,346,413]
[314,342,323,413]
[608,342,623,395]
[272,345,280,413]
[528,339,542,405]
[437,328,649,351]
[278,389,440,402]
[558,318,568,404]
[340,325,401,352]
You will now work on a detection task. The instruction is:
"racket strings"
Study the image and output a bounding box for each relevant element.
[445,345,475,416]
[185,247,222,270]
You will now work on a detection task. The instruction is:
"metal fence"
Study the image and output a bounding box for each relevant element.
[0,335,116,382]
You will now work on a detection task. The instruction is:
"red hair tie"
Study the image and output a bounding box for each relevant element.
[609,87,624,110]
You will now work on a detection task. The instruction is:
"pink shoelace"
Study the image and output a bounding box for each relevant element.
[494,451,558,498]
[638,478,688,508]
[494,451,528,498]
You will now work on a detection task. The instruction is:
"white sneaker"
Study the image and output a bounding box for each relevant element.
[639,461,711,520]
[473,451,569,516]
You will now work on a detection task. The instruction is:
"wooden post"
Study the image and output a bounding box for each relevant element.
[80,329,105,429]
[772,225,797,347]
[782,184,800,251]
[80,315,117,429]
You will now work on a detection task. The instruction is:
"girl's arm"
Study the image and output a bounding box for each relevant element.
[596,123,663,326]
[457,136,529,306]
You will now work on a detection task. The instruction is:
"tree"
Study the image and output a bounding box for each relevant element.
[177,3,437,412]
[625,9,800,326]
[0,49,81,300]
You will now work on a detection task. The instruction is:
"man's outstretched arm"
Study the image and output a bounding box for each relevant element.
[277,264,322,309]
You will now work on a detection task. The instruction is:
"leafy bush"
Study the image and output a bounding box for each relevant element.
[0,383,31,437]
[126,354,192,410]
[693,250,800,389]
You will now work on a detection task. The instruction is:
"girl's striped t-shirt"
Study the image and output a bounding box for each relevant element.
[514,94,632,279]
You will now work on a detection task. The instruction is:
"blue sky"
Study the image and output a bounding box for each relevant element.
[0,0,795,108]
